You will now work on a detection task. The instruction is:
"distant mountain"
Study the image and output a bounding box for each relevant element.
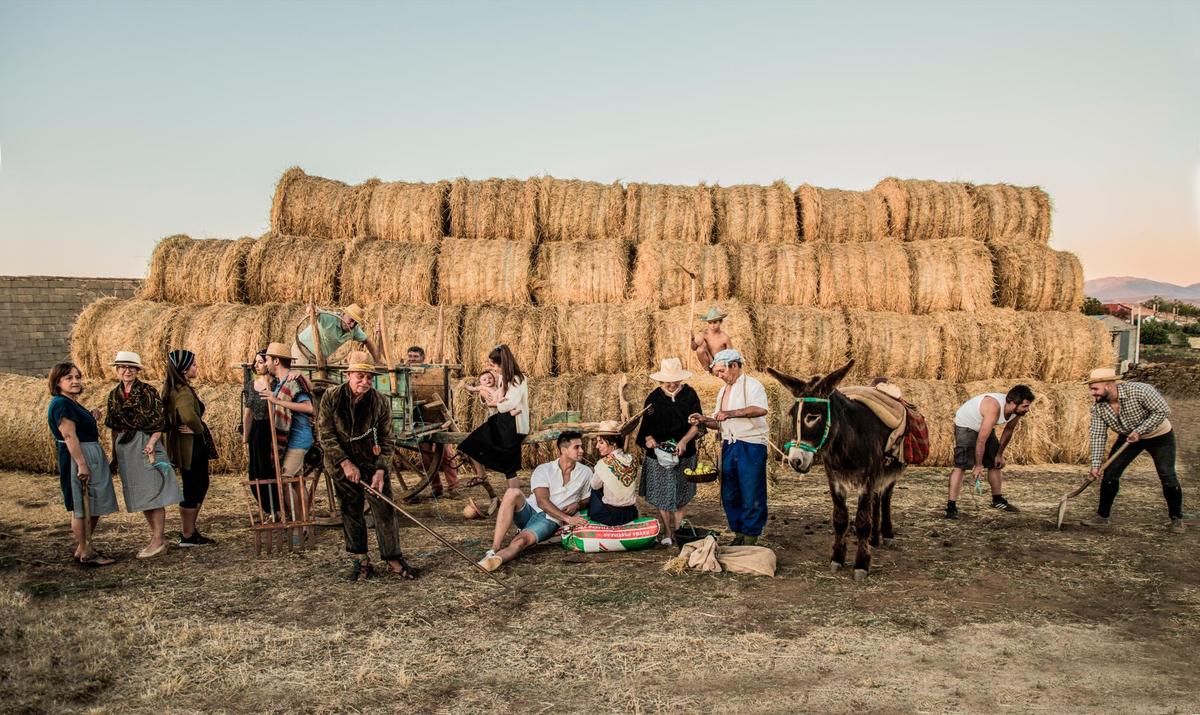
[1084,276,1200,305]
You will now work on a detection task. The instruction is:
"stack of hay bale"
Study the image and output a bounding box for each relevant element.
[0,168,1111,476]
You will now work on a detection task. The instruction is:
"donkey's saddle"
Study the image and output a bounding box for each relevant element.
[838,386,907,462]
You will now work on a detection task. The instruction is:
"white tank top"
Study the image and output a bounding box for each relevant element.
[954,393,1009,431]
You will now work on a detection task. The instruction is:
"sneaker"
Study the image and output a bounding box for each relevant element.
[1079,514,1111,529]
[177,530,215,547]
[945,504,959,520]
[1169,518,1186,534]
[659,536,673,547]
[478,555,503,572]
[992,499,1020,513]
[483,548,496,560]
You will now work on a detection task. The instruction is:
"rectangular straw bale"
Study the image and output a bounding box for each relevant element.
[963,379,1056,464]
[874,178,975,241]
[624,183,714,244]
[243,234,344,305]
[845,310,943,381]
[631,241,733,309]
[536,177,625,242]
[438,238,533,305]
[71,299,180,381]
[460,305,555,378]
[169,304,277,383]
[817,242,913,313]
[555,304,652,374]
[990,240,1084,312]
[906,238,994,313]
[753,305,847,378]
[735,244,818,306]
[448,178,538,242]
[523,375,576,467]
[1025,311,1115,383]
[193,383,247,473]
[138,235,254,304]
[366,303,463,367]
[970,183,1052,244]
[653,301,757,374]
[888,379,967,467]
[796,185,891,242]
[340,239,436,306]
[533,240,630,305]
[270,167,378,240]
[714,181,798,244]
[366,179,448,243]
[935,308,1039,383]
[1042,382,1094,463]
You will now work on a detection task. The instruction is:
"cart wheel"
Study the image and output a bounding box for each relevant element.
[397,444,441,502]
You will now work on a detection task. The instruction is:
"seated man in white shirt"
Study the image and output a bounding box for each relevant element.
[478,431,592,572]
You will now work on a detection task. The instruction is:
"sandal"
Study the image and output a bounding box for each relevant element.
[77,551,116,568]
[385,556,419,580]
[347,558,375,582]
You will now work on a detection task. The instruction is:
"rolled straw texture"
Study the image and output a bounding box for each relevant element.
[713,181,798,244]
[652,302,757,374]
[533,240,630,305]
[874,178,975,241]
[753,305,849,378]
[990,240,1084,312]
[0,372,64,472]
[963,379,1056,464]
[168,304,288,383]
[970,183,1052,244]
[438,238,533,306]
[624,183,714,244]
[555,304,652,374]
[535,178,625,242]
[460,305,555,378]
[631,241,733,309]
[735,244,819,306]
[817,242,913,313]
[796,186,891,242]
[448,178,538,242]
[366,180,448,243]
[523,376,576,467]
[243,235,344,305]
[845,310,944,382]
[887,379,966,467]
[71,299,181,381]
[270,167,377,241]
[339,239,436,306]
[906,239,994,313]
[1025,311,1115,383]
[139,235,254,304]
[934,308,1039,383]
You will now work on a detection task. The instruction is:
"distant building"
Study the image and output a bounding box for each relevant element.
[1094,314,1135,368]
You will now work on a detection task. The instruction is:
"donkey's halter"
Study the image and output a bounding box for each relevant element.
[791,397,832,453]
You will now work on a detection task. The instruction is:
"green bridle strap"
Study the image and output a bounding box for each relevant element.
[793,396,831,453]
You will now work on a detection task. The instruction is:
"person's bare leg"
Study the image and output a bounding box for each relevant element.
[143,507,166,550]
[506,475,520,491]
[495,531,537,565]
[71,516,86,559]
[491,489,526,552]
[657,509,672,537]
[948,468,965,501]
[987,468,1004,497]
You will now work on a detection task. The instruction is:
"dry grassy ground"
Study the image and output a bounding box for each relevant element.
[2,401,1198,714]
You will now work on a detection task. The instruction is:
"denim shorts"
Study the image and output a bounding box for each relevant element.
[514,501,561,543]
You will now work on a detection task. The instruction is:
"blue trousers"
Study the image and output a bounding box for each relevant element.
[720,441,768,537]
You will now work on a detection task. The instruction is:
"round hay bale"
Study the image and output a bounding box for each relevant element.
[970,183,1052,244]
[194,383,247,474]
[845,310,943,381]
[888,379,967,467]
[652,301,757,374]
[169,304,277,383]
[521,375,576,467]
[533,240,631,305]
[438,238,533,305]
[906,238,994,313]
[753,305,848,378]
[0,372,58,473]
[371,303,462,366]
[874,178,975,241]
[460,305,554,378]
[339,239,436,306]
[796,185,891,242]
[555,304,652,374]
[631,241,733,309]
[71,299,181,381]
[366,179,448,243]
[817,242,913,313]
[935,308,1039,383]
[243,234,344,305]
[714,181,798,244]
[448,178,538,242]
[990,240,1084,312]
[270,167,377,241]
[734,244,818,306]
[1042,381,1094,463]
[139,235,253,304]
[1025,311,1115,383]
[623,183,714,244]
[535,177,625,242]
[962,379,1056,464]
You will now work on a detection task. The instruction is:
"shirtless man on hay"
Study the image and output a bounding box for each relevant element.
[691,306,734,374]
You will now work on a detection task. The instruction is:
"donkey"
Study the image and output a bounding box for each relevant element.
[768,360,903,581]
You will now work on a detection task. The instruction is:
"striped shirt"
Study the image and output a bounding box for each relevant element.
[1088,382,1171,469]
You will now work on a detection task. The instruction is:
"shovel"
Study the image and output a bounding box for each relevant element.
[1055,442,1130,529]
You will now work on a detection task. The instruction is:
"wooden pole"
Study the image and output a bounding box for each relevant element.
[266,401,290,546]
[673,259,699,370]
[434,304,445,364]
[378,304,396,394]
[308,303,327,381]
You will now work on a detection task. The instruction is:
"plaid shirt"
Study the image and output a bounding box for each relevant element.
[1088,381,1171,469]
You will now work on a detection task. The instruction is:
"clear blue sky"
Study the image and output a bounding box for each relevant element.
[2,1,1198,284]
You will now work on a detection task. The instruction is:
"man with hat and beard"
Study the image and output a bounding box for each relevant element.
[1079,367,1185,533]
[291,303,382,364]
[317,351,418,580]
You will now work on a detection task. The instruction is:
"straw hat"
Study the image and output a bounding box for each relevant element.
[697,306,728,321]
[594,420,623,436]
[342,303,367,326]
[650,357,692,382]
[264,342,291,360]
[345,350,381,374]
[111,351,143,368]
[1085,367,1122,385]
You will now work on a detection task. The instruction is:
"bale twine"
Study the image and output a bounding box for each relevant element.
[817,242,913,313]
[0,372,59,473]
[438,238,533,305]
[713,181,798,244]
[906,238,994,313]
[990,240,1084,312]
[535,177,625,242]
[169,304,283,383]
[962,379,1056,464]
[270,167,377,241]
[366,179,448,243]
[970,183,1052,244]
[555,304,652,374]
[623,183,714,244]
[448,178,538,242]
[243,234,344,305]
[845,310,943,381]
[734,244,818,306]
[1025,311,1115,383]
[71,299,181,381]
[631,241,733,309]
[753,305,848,378]
[935,308,1039,383]
[533,240,631,305]
[339,239,436,306]
[888,379,966,467]
[460,305,554,378]
[874,178,975,241]
[139,235,254,304]
[652,301,757,373]
[796,186,891,242]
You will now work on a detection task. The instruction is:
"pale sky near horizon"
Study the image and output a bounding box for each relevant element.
[1,1,1198,284]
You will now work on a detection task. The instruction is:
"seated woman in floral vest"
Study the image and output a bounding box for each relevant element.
[587,421,640,527]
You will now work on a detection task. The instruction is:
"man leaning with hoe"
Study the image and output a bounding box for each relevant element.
[291,303,382,364]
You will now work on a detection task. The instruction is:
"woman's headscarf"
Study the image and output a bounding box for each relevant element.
[168,349,196,373]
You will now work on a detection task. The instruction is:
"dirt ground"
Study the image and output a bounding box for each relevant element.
[2,401,1199,714]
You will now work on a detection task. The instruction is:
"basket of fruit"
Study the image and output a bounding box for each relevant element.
[684,461,719,483]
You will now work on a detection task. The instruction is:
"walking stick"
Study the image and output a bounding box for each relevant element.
[361,482,511,591]
[1056,442,1131,529]
[79,471,92,557]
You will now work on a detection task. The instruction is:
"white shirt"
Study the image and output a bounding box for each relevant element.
[713,373,769,445]
[954,393,1010,431]
[528,459,592,523]
[495,377,530,434]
